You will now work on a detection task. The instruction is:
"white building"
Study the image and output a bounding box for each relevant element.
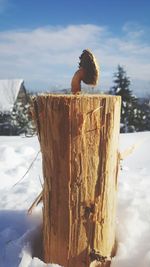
[0,79,29,135]
[0,79,28,112]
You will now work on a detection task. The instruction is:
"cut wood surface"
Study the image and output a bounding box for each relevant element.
[33,94,121,267]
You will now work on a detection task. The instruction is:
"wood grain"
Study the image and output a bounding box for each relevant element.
[33,94,121,267]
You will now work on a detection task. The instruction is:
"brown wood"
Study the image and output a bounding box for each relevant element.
[33,94,121,267]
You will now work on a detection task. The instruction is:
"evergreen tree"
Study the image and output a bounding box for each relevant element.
[0,94,36,136]
[11,100,36,136]
[133,99,150,131]
[110,65,137,132]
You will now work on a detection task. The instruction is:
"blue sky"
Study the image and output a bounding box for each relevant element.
[0,0,150,96]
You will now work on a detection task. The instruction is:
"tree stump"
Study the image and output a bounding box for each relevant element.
[33,94,121,267]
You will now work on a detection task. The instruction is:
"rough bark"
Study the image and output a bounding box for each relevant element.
[33,94,121,267]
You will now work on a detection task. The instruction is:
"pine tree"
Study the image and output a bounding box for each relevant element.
[110,65,137,132]
[134,99,150,131]
[11,101,35,136]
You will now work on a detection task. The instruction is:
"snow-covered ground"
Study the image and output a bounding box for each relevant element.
[0,132,150,267]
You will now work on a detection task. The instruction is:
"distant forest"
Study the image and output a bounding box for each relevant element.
[109,65,150,132]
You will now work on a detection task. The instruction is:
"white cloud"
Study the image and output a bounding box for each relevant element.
[0,23,150,96]
[122,22,145,39]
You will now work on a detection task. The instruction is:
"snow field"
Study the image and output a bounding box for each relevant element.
[0,132,150,267]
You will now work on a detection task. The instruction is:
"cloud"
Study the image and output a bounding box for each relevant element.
[0,23,150,96]
[122,22,145,39]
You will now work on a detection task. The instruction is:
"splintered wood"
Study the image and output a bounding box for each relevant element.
[33,94,121,267]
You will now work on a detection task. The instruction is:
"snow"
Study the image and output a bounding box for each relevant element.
[0,132,150,267]
[112,132,150,267]
[0,79,24,112]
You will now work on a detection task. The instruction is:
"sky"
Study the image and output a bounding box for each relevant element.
[0,0,150,96]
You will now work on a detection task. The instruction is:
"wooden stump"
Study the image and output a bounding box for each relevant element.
[33,94,121,267]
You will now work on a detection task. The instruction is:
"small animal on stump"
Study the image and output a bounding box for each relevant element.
[71,49,99,94]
